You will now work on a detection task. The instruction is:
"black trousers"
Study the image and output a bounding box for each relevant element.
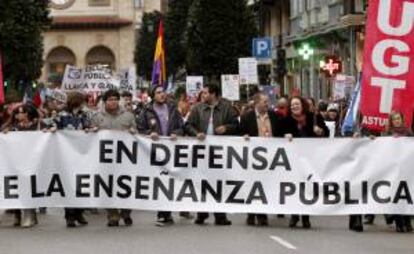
[349,215,363,229]
[65,208,84,221]
[247,213,267,221]
[395,215,412,228]
[157,211,172,219]
[291,215,310,222]
[197,212,227,221]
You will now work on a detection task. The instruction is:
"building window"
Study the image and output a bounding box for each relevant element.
[46,47,76,84]
[291,0,298,17]
[86,46,116,70]
[88,0,110,7]
[307,0,319,9]
[298,0,304,13]
[134,0,143,8]
[355,0,366,13]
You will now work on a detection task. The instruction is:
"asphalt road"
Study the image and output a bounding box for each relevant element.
[0,210,413,254]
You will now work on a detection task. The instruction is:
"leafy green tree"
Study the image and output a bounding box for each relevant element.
[164,0,193,80]
[186,0,258,80]
[0,0,51,88]
[134,11,163,81]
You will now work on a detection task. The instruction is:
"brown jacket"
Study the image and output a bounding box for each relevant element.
[185,99,239,136]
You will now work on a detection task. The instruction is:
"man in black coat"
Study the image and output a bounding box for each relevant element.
[240,92,284,226]
[137,85,184,227]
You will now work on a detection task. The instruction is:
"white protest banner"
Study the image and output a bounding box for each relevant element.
[333,75,355,100]
[0,131,413,215]
[62,65,119,92]
[239,57,258,85]
[221,75,240,101]
[186,76,203,101]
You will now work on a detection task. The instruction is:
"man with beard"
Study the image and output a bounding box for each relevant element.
[137,85,184,227]
[185,83,239,226]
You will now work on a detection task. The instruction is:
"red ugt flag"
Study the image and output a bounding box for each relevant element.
[360,0,414,131]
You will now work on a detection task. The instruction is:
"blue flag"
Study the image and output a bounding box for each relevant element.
[341,75,362,136]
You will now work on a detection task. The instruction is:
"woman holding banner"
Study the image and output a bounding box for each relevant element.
[2,104,40,228]
[52,91,90,228]
[383,111,413,233]
[283,96,329,229]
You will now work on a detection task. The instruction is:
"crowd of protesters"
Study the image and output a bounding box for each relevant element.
[0,84,412,233]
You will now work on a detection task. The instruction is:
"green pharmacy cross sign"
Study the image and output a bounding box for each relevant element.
[298,43,314,60]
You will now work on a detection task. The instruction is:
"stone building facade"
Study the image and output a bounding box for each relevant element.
[41,0,167,83]
[260,0,367,99]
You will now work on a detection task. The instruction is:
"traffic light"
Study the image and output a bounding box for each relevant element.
[276,49,287,77]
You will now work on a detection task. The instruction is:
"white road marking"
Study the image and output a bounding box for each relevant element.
[270,235,297,250]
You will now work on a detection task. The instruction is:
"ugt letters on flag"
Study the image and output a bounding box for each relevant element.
[360,0,414,131]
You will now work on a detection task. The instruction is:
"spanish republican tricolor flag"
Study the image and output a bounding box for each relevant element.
[151,20,167,88]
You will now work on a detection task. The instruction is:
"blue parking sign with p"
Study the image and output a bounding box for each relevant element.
[252,38,272,58]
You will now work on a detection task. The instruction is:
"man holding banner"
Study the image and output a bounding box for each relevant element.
[185,84,239,226]
[91,89,137,227]
[240,92,285,226]
[137,85,184,226]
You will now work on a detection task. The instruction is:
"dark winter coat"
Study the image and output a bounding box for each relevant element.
[137,103,184,136]
[185,99,239,136]
[239,110,285,137]
[282,112,329,138]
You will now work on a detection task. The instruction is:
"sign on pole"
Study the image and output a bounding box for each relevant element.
[252,37,272,59]
[260,85,279,107]
[221,75,240,101]
[333,75,355,100]
[186,76,203,101]
[62,65,118,92]
[116,66,137,93]
[238,58,258,85]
